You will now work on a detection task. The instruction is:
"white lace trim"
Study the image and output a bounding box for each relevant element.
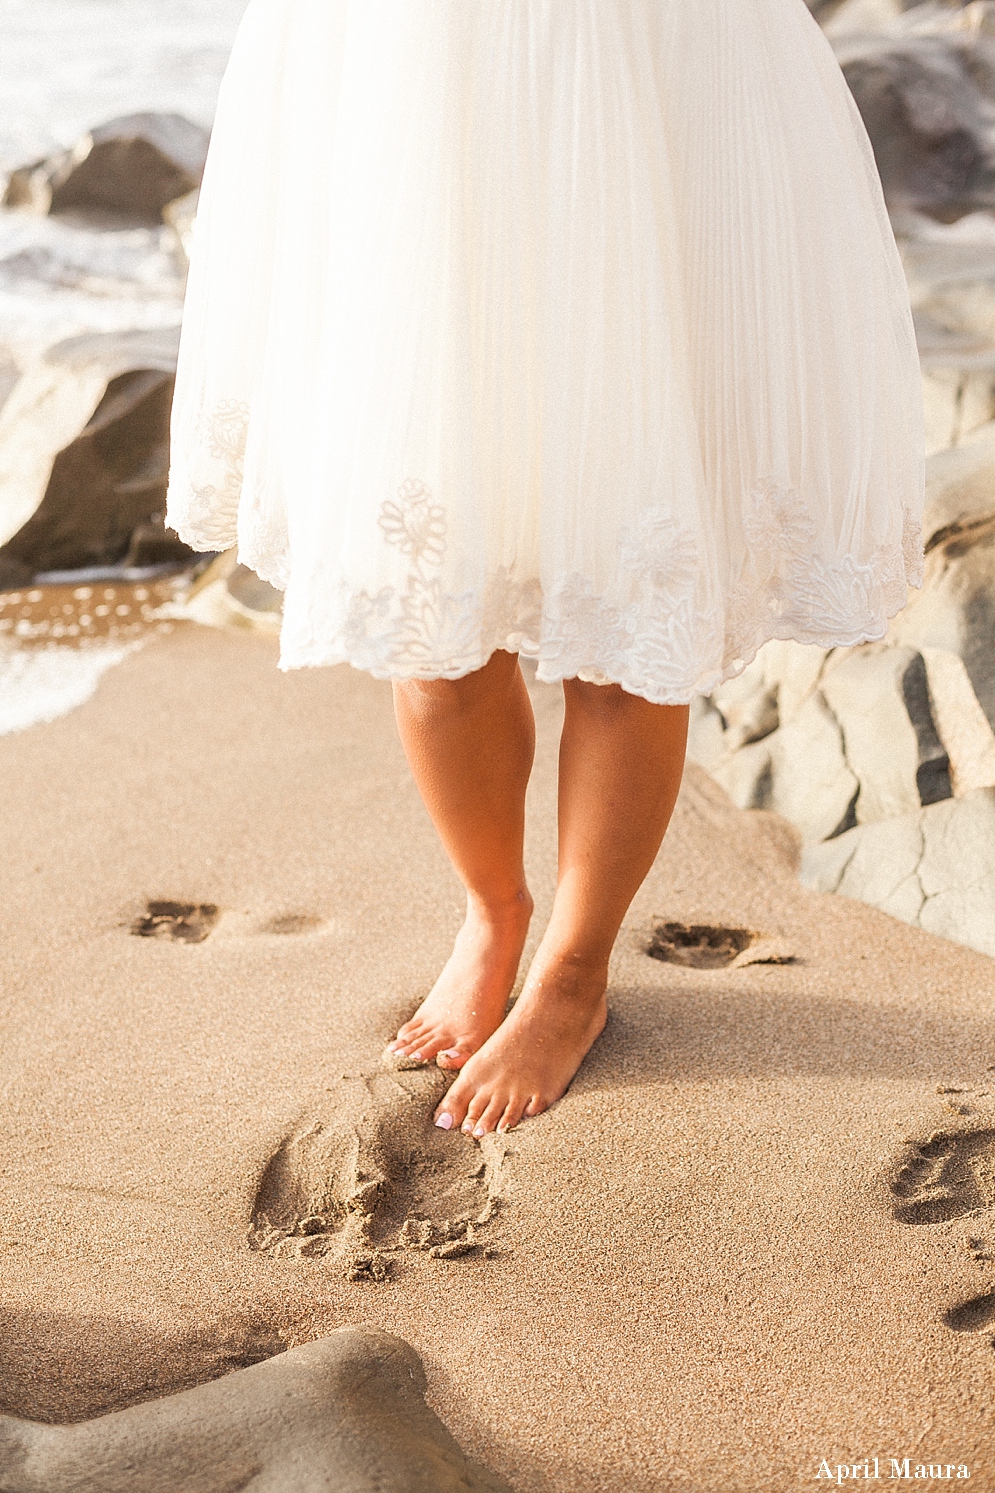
[166,404,924,706]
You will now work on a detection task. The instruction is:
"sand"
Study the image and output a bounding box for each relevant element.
[0,621,994,1491]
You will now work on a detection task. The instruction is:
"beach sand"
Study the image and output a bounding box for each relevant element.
[0,621,993,1491]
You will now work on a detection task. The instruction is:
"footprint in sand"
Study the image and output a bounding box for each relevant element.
[247,1066,509,1280]
[890,1128,995,1226]
[646,920,796,970]
[943,1293,995,1334]
[258,912,325,935]
[130,901,220,944]
[891,1127,995,1344]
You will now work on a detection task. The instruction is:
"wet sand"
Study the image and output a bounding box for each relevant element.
[0,622,993,1491]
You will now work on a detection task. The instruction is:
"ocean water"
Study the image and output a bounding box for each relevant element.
[0,0,249,361]
[0,0,248,733]
[0,0,249,172]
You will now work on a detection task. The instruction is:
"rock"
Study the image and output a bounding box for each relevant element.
[0,1329,513,1493]
[820,645,950,821]
[889,512,995,730]
[710,737,774,815]
[921,367,995,454]
[892,209,995,452]
[0,328,193,578]
[801,787,995,960]
[765,690,860,842]
[686,694,727,773]
[710,656,779,756]
[163,188,199,264]
[833,30,995,219]
[820,0,904,36]
[170,551,283,635]
[708,687,859,843]
[3,114,210,226]
[124,514,196,569]
[915,416,995,548]
[695,639,953,844]
[921,645,995,794]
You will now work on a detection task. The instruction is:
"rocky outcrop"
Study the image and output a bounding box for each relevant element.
[3,114,210,225]
[802,787,995,958]
[810,7,995,455]
[170,550,284,635]
[163,188,199,263]
[689,419,995,960]
[834,25,995,220]
[0,329,194,580]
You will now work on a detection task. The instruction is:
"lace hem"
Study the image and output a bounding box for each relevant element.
[271,474,921,705]
[167,411,923,705]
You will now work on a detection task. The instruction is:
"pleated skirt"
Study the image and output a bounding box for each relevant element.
[166,0,925,703]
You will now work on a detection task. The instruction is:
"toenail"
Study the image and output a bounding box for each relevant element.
[435,1113,454,1130]
[473,1125,485,1137]
[410,1051,423,1062]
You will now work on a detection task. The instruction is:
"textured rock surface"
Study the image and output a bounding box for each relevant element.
[0,328,193,578]
[3,114,210,225]
[834,26,995,220]
[890,507,995,730]
[172,550,283,635]
[0,1329,511,1493]
[687,390,995,958]
[801,787,995,958]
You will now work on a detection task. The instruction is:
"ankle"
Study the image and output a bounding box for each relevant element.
[465,887,534,930]
[527,942,610,998]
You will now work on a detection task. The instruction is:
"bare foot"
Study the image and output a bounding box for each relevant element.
[431,950,608,1134]
[388,893,533,1070]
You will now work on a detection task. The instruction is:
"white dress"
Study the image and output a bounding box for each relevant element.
[166,0,925,704]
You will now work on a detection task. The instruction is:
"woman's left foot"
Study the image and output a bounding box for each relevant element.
[432,952,608,1136]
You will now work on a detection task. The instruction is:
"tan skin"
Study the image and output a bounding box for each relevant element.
[389,649,689,1136]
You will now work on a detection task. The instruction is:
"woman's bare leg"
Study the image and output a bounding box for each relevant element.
[388,650,535,1068]
[434,681,689,1134]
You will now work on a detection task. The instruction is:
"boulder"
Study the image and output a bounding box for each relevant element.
[709,654,779,755]
[801,787,995,960]
[3,114,210,226]
[711,689,861,844]
[914,415,995,547]
[889,512,995,730]
[820,644,952,820]
[163,188,199,265]
[820,0,904,35]
[833,29,995,219]
[766,690,861,841]
[921,644,995,793]
[172,551,283,636]
[689,637,952,841]
[0,328,194,579]
[893,207,995,452]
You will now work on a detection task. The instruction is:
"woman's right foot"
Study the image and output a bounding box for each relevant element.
[387,892,533,1069]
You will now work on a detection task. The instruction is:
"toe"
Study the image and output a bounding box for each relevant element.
[392,1025,434,1058]
[497,1095,527,1133]
[436,1045,471,1071]
[434,1074,473,1131]
[472,1096,507,1137]
[410,1030,451,1062]
[461,1091,490,1134]
[523,1095,547,1119]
